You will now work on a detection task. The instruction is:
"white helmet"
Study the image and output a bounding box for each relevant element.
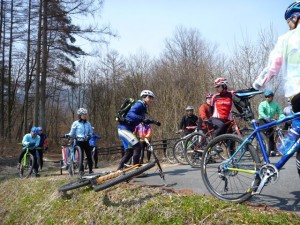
[185,106,194,111]
[77,108,88,115]
[140,90,155,98]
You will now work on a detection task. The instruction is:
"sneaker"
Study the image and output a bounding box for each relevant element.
[89,170,94,174]
[95,165,99,169]
[17,163,21,170]
[35,173,41,177]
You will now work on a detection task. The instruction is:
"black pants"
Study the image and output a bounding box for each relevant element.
[117,142,141,170]
[140,141,151,163]
[259,119,275,152]
[18,148,38,174]
[92,147,98,167]
[210,117,230,137]
[37,148,44,170]
[77,141,93,172]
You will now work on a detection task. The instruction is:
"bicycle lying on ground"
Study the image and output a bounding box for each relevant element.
[201,100,300,203]
[60,136,83,176]
[184,89,269,168]
[58,138,166,192]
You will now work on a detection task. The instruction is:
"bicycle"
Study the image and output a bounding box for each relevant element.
[60,136,83,176]
[58,138,166,192]
[173,126,199,165]
[19,143,36,178]
[200,103,300,203]
[184,89,269,168]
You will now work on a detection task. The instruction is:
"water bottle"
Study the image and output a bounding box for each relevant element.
[277,127,300,155]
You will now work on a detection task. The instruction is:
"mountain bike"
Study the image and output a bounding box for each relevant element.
[184,89,269,168]
[200,106,300,203]
[173,126,198,165]
[60,136,83,176]
[19,143,36,178]
[58,138,166,192]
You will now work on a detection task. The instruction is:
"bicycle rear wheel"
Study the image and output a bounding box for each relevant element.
[164,147,177,164]
[184,133,207,168]
[173,139,188,164]
[20,154,34,178]
[93,162,155,192]
[201,134,261,203]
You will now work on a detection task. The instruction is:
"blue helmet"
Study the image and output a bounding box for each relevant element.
[31,126,39,134]
[264,90,274,97]
[285,1,300,20]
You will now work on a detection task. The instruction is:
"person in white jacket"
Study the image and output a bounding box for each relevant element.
[253,1,300,176]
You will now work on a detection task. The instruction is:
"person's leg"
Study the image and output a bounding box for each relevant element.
[83,142,93,173]
[210,118,226,137]
[30,149,39,176]
[93,147,98,168]
[139,141,145,164]
[117,148,134,170]
[38,148,43,170]
[132,142,142,165]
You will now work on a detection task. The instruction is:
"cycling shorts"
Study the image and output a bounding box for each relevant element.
[118,128,139,150]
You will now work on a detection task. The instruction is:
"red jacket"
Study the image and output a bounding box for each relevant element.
[198,103,210,130]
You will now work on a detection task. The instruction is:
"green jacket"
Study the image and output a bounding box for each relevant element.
[258,100,285,120]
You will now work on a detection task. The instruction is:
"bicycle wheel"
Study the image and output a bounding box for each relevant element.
[68,146,82,176]
[20,154,34,178]
[164,147,177,164]
[184,133,207,168]
[173,139,188,164]
[238,127,270,160]
[58,179,91,192]
[201,134,261,203]
[93,162,156,192]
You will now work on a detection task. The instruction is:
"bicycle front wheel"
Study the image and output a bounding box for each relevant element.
[58,179,91,192]
[184,133,207,168]
[201,134,261,203]
[68,146,82,176]
[20,153,34,178]
[173,139,188,165]
[93,162,156,192]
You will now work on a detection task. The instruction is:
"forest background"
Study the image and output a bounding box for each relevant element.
[0,0,286,154]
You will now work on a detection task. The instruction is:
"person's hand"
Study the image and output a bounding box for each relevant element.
[28,143,35,147]
[64,134,70,138]
[143,118,154,124]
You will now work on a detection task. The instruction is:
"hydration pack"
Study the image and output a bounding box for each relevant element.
[115,98,135,123]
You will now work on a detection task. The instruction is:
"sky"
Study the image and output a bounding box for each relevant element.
[83,0,295,58]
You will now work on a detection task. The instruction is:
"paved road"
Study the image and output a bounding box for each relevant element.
[133,156,300,214]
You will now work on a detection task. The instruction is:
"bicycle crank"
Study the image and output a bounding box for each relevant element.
[253,164,279,194]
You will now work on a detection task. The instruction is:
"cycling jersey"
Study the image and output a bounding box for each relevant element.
[118,100,147,132]
[210,91,234,120]
[22,134,40,149]
[67,120,93,139]
[134,123,152,141]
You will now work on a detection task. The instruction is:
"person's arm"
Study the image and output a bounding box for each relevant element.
[34,136,41,148]
[67,121,77,137]
[22,134,30,146]
[253,35,284,89]
[258,102,268,119]
[178,116,185,130]
[144,125,152,139]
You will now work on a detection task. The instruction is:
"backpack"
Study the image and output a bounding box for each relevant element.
[115,98,136,123]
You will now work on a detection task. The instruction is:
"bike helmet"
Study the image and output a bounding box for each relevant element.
[185,106,194,111]
[285,1,300,20]
[214,77,228,87]
[31,126,39,135]
[140,90,155,98]
[206,93,213,99]
[264,90,274,97]
[77,108,88,115]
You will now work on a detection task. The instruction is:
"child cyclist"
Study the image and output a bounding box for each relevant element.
[89,128,101,168]
[117,90,160,170]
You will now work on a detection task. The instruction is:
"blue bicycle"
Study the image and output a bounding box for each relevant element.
[201,89,300,203]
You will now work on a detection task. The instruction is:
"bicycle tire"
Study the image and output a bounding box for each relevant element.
[201,134,261,203]
[20,153,34,178]
[184,133,207,168]
[93,162,156,192]
[237,127,270,159]
[173,139,188,165]
[68,146,82,176]
[58,179,91,192]
[164,147,177,164]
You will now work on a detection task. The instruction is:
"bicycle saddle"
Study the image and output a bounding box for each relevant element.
[234,88,263,99]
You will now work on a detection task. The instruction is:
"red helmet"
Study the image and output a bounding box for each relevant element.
[206,93,213,99]
[214,77,228,87]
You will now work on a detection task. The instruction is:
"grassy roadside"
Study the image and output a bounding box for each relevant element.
[0,174,299,225]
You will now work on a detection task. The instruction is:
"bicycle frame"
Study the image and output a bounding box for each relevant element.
[225,112,300,174]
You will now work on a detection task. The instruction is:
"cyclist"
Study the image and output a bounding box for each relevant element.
[117,90,158,170]
[252,1,300,176]
[37,127,48,171]
[178,106,198,135]
[89,128,101,168]
[210,77,234,137]
[198,93,213,134]
[65,108,94,174]
[134,121,153,163]
[258,90,285,156]
[17,126,41,177]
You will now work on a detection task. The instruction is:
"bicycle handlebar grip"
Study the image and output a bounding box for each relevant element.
[153,120,161,126]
